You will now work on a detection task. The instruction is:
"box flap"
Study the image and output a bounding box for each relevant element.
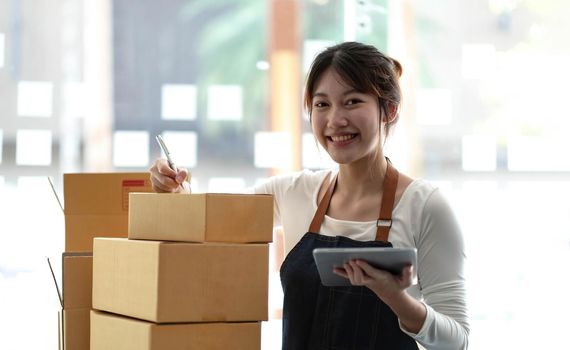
[47,257,63,308]
[58,311,62,350]
[63,173,152,215]
[48,176,64,213]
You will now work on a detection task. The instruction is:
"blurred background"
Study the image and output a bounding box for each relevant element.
[1,0,569,348]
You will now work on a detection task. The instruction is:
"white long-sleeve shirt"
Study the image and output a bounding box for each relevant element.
[253,169,469,350]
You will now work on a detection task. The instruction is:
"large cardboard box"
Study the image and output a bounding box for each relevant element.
[128,193,273,243]
[92,238,269,323]
[63,173,154,252]
[90,310,261,350]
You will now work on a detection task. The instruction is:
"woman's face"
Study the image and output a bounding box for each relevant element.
[310,68,383,166]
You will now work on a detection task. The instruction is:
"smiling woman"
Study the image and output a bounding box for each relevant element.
[279,41,467,350]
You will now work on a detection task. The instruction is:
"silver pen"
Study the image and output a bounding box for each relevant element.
[155,135,189,191]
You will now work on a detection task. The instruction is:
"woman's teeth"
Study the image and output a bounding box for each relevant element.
[330,134,356,142]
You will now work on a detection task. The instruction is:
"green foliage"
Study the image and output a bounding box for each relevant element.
[179,0,268,139]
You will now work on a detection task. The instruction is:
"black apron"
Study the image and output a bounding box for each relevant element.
[280,163,418,349]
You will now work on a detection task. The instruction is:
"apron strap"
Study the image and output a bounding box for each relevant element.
[308,161,399,242]
[375,161,399,241]
[308,173,337,233]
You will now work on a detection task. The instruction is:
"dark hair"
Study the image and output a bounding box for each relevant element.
[304,41,403,137]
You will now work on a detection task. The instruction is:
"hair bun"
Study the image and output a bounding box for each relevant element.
[391,58,403,78]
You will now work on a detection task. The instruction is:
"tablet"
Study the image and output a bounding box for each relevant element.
[312,247,417,287]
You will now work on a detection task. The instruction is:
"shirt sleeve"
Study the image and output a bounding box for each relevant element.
[402,189,469,350]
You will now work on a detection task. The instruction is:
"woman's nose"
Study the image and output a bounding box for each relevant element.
[328,107,349,127]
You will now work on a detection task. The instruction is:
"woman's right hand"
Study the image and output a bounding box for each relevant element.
[149,159,190,193]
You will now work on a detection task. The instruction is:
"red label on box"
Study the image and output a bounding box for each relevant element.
[123,180,145,187]
[122,179,148,211]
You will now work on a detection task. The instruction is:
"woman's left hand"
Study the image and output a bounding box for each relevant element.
[333,260,414,302]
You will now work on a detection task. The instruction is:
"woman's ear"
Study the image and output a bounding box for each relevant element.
[385,103,399,124]
[381,103,399,124]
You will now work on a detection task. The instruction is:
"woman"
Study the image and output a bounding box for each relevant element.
[150,41,469,350]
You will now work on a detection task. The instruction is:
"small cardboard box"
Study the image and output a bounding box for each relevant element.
[90,310,261,350]
[128,193,273,243]
[63,173,154,252]
[49,253,93,350]
[92,238,269,323]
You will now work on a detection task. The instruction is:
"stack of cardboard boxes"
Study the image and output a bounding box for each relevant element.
[90,192,273,349]
[57,173,154,349]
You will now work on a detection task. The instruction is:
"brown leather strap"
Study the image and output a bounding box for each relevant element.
[375,161,399,241]
[308,162,399,242]
[308,173,337,233]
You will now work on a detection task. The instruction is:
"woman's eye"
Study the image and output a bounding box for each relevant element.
[314,101,328,108]
[346,99,362,106]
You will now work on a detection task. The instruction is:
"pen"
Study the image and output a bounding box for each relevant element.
[156,135,178,172]
[155,135,189,191]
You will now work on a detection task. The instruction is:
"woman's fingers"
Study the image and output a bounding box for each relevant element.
[333,260,414,291]
[150,174,177,193]
[156,159,177,177]
[354,259,376,276]
[348,260,367,285]
[175,167,189,184]
[356,260,414,289]
[398,265,414,287]
[150,159,185,193]
[333,267,348,278]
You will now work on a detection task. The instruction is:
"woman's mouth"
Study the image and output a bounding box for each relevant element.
[328,134,357,143]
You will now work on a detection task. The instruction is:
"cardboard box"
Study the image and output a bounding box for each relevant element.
[90,310,261,350]
[64,308,91,350]
[63,173,154,252]
[92,238,269,323]
[63,253,93,309]
[50,253,93,350]
[128,193,273,243]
